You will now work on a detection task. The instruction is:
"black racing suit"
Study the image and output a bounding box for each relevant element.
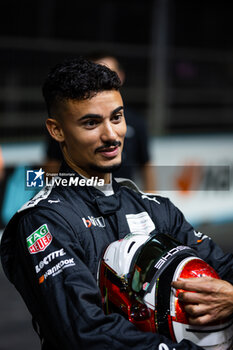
[1,162,233,350]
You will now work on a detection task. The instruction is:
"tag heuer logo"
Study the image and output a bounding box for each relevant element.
[27,224,52,254]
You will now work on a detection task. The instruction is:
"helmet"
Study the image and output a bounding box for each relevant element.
[98,233,233,349]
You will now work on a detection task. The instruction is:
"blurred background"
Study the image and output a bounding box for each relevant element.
[0,0,233,349]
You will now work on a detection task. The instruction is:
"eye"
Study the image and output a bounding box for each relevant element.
[83,119,99,129]
[112,113,123,123]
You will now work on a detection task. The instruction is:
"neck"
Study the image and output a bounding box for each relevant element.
[64,156,111,184]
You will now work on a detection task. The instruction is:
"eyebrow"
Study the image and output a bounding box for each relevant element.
[79,106,124,121]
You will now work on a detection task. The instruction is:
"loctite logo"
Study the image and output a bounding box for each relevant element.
[82,216,105,228]
[35,248,66,273]
[26,224,52,254]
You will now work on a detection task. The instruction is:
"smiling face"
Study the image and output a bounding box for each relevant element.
[46,90,127,183]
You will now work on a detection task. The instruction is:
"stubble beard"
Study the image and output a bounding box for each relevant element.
[89,161,122,174]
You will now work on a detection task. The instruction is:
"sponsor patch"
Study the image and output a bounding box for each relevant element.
[126,212,155,235]
[48,199,60,204]
[193,230,210,243]
[35,248,66,273]
[82,216,105,228]
[141,194,160,204]
[39,258,76,283]
[27,224,52,254]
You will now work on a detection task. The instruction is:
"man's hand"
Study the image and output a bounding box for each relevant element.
[171,277,233,325]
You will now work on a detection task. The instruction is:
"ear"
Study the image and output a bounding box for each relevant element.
[46,118,65,142]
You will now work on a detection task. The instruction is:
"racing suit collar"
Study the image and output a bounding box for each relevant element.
[59,161,121,215]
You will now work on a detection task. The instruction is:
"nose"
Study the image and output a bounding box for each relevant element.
[101,121,117,142]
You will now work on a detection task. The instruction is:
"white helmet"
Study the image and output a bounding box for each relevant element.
[98,233,233,349]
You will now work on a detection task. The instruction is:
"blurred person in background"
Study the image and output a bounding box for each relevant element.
[1,57,233,350]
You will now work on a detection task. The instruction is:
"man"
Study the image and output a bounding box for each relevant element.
[1,57,233,350]
[44,53,156,192]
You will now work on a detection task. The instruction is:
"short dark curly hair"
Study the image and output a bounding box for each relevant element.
[42,57,121,116]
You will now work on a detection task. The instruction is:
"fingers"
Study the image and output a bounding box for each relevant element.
[176,292,217,325]
[172,276,215,293]
[178,292,213,318]
[172,277,233,325]
[183,300,210,317]
[187,313,213,325]
[177,291,208,304]
[182,302,218,325]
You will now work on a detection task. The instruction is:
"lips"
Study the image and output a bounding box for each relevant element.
[97,146,119,158]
